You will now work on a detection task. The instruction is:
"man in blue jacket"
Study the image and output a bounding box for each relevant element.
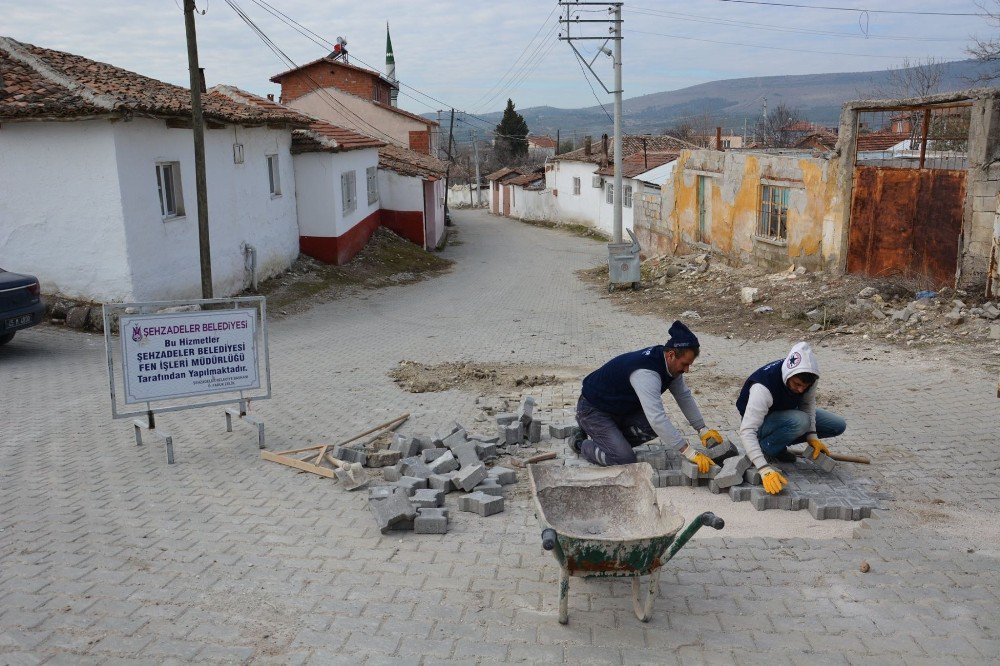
[737,341,847,495]
[574,321,723,471]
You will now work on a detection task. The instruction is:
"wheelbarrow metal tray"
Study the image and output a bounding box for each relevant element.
[528,463,684,577]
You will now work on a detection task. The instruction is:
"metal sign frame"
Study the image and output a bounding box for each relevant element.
[103,296,271,420]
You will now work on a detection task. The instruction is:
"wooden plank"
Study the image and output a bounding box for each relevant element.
[274,444,327,455]
[261,450,337,478]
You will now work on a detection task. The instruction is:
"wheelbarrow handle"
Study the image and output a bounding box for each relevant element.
[700,512,725,530]
[541,528,558,551]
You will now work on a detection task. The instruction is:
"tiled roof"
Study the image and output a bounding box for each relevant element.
[528,135,557,149]
[552,134,695,164]
[780,120,819,132]
[597,151,678,178]
[794,130,838,150]
[856,131,910,152]
[485,167,518,181]
[378,143,447,179]
[213,85,385,153]
[506,172,545,187]
[0,37,306,126]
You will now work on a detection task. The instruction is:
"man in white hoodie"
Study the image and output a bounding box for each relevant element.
[736,342,847,495]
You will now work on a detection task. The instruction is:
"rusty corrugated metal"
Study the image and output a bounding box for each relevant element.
[847,166,965,287]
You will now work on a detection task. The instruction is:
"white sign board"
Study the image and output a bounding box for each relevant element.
[119,308,260,404]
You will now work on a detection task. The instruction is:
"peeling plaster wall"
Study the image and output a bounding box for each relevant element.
[653,149,845,271]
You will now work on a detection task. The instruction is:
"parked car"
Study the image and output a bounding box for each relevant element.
[0,268,45,345]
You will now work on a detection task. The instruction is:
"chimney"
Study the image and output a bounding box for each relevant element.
[584,135,592,155]
[601,134,609,164]
[266,94,274,102]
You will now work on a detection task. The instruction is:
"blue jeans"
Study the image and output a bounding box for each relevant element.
[575,396,657,466]
[757,408,846,457]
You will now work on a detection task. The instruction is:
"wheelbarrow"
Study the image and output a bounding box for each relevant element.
[528,462,724,623]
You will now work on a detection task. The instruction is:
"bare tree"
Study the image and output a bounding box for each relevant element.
[754,103,803,148]
[886,58,944,98]
[967,0,1000,82]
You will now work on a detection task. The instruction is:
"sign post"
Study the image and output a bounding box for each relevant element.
[104,297,271,463]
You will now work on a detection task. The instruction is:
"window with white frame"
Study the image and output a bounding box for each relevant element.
[266,154,281,196]
[341,170,357,215]
[155,162,185,219]
[572,176,581,195]
[366,166,379,205]
[606,182,613,204]
[623,185,633,208]
[758,184,790,240]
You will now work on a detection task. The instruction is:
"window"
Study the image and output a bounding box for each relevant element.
[155,162,184,219]
[758,184,790,240]
[267,154,281,196]
[623,185,633,208]
[572,176,581,195]
[366,166,379,205]
[606,182,613,204]
[341,170,357,215]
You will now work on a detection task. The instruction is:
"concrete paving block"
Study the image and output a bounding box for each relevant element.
[368,488,417,534]
[744,467,763,485]
[454,463,488,492]
[750,488,782,511]
[423,447,449,462]
[428,451,459,475]
[382,463,404,483]
[496,412,517,426]
[474,478,504,496]
[813,453,837,473]
[411,488,446,509]
[680,458,720,480]
[442,429,468,449]
[393,476,428,496]
[368,485,395,501]
[474,441,498,460]
[636,449,668,470]
[333,446,367,466]
[449,421,468,435]
[458,491,504,516]
[366,449,402,468]
[449,441,481,468]
[428,474,455,492]
[516,396,535,425]
[808,497,852,521]
[469,434,500,444]
[503,422,524,446]
[714,455,752,490]
[527,420,542,443]
[488,466,517,485]
[704,439,737,462]
[400,457,434,480]
[413,436,436,452]
[390,434,421,458]
[658,470,691,487]
[728,485,753,502]
[414,507,449,534]
[549,422,578,439]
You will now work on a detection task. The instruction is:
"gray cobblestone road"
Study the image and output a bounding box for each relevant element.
[2,208,999,664]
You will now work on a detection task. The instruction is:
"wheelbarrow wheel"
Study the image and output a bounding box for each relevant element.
[631,570,661,622]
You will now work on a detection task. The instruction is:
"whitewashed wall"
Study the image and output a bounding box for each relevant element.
[549,160,634,236]
[510,187,557,222]
[378,169,424,213]
[0,120,132,301]
[426,179,446,249]
[113,118,300,301]
[293,147,380,239]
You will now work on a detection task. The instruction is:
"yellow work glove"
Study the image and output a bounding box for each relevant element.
[760,466,788,495]
[699,428,723,447]
[681,444,716,474]
[806,437,830,460]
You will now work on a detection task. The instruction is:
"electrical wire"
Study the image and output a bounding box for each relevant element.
[474,27,561,115]
[571,50,614,123]
[708,0,987,17]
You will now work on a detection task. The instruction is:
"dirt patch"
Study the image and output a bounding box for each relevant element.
[389,360,585,394]
[252,228,452,318]
[581,251,1000,369]
[518,218,610,242]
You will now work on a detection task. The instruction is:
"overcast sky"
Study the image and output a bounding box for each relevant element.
[6,1,993,119]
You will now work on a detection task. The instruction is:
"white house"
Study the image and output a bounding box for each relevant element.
[506,170,555,221]
[0,37,305,303]
[377,143,448,250]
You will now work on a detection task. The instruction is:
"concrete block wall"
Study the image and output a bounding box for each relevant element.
[962,95,1000,287]
[634,184,670,256]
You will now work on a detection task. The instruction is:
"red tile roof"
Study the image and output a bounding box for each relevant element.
[213,85,385,153]
[485,167,518,181]
[378,143,447,179]
[856,131,910,152]
[597,151,678,178]
[0,37,307,126]
[553,134,695,164]
[793,130,838,150]
[506,172,545,187]
[780,120,820,132]
[528,135,557,149]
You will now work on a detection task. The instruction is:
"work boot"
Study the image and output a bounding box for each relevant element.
[571,428,586,455]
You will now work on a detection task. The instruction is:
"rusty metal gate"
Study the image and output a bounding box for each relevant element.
[847,165,966,287]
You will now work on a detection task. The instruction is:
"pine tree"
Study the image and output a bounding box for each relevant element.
[494,99,529,164]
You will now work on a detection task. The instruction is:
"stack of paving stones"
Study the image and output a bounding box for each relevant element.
[366,421,518,534]
[628,436,889,521]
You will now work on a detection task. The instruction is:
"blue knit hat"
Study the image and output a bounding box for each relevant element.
[665,320,699,350]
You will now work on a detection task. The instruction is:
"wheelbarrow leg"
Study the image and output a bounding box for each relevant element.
[631,569,661,622]
[558,565,570,624]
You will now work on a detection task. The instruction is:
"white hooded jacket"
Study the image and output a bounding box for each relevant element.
[739,341,820,470]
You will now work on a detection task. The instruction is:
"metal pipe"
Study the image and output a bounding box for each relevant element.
[663,512,725,563]
[919,108,931,169]
[612,3,623,244]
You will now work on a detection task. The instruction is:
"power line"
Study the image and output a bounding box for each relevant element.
[474,27,561,115]
[708,0,987,16]
[626,28,942,59]
[628,5,968,42]
[572,50,614,123]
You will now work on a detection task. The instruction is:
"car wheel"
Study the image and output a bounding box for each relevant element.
[0,332,15,346]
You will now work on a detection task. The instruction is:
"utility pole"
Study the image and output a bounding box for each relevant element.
[556,129,560,155]
[470,130,482,206]
[443,108,455,225]
[183,0,212,298]
[559,1,624,243]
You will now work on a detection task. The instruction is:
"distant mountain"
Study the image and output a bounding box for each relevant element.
[451,59,993,140]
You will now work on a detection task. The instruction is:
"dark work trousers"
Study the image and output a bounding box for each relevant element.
[575,395,658,466]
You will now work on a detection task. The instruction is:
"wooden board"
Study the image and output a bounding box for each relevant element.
[261,450,337,479]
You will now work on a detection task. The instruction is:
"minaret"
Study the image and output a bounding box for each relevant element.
[386,23,398,107]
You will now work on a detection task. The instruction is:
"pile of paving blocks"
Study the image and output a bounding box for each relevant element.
[632,437,888,521]
[367,421,518,534]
